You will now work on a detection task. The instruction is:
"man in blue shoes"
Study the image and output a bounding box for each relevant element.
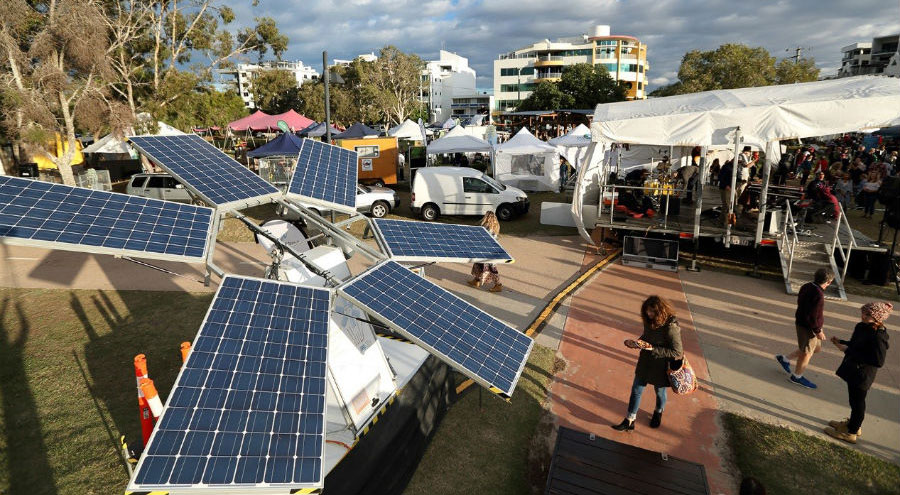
[775,268,834,389]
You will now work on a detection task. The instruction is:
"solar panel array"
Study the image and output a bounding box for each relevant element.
[129,134,280,208]
[0,176,212,262]
[374,219,513,263]
[128,276,330,492]
[339,261,533,398]
[287,139,357,213]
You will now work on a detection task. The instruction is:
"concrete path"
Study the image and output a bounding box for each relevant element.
[548,262,734,494]
[680,268,900,463]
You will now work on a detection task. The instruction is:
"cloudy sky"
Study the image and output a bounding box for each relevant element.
[235,0,900,91]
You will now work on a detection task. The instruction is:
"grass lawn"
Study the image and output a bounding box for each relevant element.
[723,412,900,495]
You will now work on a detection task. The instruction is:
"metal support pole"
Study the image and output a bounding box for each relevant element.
[323,51,332,143]
[724,128,742,247]
[688,148,707,272]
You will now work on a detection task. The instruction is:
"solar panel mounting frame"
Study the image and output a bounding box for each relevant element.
[371,218,514,264]
[125,275,331,494]
[0,176,215,264]
[128,135,283,211]
[337,260,533,400]
[284,140,358,215]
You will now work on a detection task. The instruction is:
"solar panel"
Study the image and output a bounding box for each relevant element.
[128,276,330,493]
[373,218,513,263]
[129,134,281,209]
[0,176,212,262]
[286,139,357,214]
[338,261,533,399]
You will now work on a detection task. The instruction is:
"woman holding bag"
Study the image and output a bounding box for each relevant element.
[824,301,891,444]
[612,295,684,431]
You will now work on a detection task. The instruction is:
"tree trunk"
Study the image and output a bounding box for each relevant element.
[56,90,78,186]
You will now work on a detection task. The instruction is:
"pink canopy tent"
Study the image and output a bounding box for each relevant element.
[228,109,315,132]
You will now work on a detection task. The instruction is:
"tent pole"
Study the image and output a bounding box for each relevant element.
[724,127,742,248]
[751,141,776,277]
[688,146,707,272]
[323,51,332,144]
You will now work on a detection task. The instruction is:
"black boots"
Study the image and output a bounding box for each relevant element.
[612,418,635,431]
[650,411,663,428]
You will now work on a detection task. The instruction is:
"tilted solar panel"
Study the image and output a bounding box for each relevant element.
[373,218,513,263]
[338,261,533,399]
[127,276,330,493]
[129,134,280,209]
[286,139,357,214]
[0,176,212,262]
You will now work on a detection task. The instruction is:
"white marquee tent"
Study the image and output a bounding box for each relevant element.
[426,128,493,154]
[495,127,560,192]
[573,75,900,244]
[549,123,597,172]
[387,119,425,141]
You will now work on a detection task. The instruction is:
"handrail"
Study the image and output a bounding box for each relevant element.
[782,201,799,278]
[831,202,857,284]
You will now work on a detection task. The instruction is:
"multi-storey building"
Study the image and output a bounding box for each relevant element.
[421,50,478,124]
[220,61,319,109]
[837,34,899,77]
[332,52,378,67]
[493,25,648,113]
[451,93,494,124]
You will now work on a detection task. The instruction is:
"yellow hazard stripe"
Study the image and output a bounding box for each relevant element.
[290,488,321,494]
[376,333,412,343]
[455,248,621,397]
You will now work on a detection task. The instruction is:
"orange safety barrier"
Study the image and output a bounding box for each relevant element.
[180,342,192,363]
[139,378,164,418]
[133,354,154,446]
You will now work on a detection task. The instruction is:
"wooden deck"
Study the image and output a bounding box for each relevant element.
[545,427,710,495]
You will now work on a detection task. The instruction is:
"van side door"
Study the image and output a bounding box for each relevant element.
[461,177,498,216]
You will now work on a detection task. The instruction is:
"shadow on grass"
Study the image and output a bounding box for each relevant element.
[0,297,58,495]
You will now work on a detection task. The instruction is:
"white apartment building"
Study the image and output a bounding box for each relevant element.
[451,93,494,124]
[332,52,378,67]
[221,61,320,109]
[838,34,899,78]
[493,25,649,113]
[422,50,478,124]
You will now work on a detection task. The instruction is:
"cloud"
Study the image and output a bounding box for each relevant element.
[233,0,900,92]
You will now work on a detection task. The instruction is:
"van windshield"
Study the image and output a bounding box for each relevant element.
[481,174,506,191]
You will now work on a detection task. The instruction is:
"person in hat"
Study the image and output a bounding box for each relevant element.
[824,301,892,444]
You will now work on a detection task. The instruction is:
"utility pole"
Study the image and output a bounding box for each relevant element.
[785,46,810,62]
[323,51,332,143]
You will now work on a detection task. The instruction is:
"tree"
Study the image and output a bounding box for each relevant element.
[156,88,247,131]
[516,81,574,111]
[558,63,627,108]
[0,0,130,185]
[650,43,821,97]
[252,69,299,114]
[363,46,426,125]
[775,57,820,84]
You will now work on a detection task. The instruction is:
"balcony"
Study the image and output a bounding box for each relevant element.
[535,55,565,67]
[535,71,563,81]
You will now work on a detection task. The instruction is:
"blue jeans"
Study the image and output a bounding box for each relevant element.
[626,375,667,421]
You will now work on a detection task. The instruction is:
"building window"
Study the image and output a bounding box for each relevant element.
[355,145,380,158]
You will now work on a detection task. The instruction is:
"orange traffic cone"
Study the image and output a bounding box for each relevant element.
[139,378,164,418]
[133,355,154,446]
[180,342,192,363]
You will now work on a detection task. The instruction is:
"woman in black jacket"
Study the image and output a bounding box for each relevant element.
[612,295,683,431]
[825,301,892,444]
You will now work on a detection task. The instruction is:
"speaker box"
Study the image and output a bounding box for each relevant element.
[878,176,900,207]
[867,251,891,286]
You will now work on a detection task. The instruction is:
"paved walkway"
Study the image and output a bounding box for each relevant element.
[681,268,900,463]
[549,262,734,494]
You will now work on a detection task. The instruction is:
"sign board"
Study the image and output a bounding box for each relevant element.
[277,120,290,133]
[361,158,373,171]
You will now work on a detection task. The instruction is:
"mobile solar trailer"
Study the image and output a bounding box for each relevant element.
[572,76,900,299]
[336,136,400,186]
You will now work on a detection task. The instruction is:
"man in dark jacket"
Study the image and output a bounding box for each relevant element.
[775,268,834,389]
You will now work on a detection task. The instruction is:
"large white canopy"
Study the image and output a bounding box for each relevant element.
[496,127,557,154]
[388,119,425,141]
[591,76,900,148]
[426,132,493,154]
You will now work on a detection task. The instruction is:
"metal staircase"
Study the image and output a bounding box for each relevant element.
[777,203,855,300]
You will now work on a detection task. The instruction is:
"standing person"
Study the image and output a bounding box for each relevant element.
[775,268,834,389]
[612,296,683,431]
[825,302,892,444]
[467,211,503,292]
[709,158,721,185]
[735,146,754,214]
[798,151,814,186]
[835,174,853,212]
[718,158,735,226]
[860,170,882,219]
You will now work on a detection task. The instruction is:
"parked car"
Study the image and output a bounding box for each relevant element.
[410,166,528,221]
[276,184,400,219]
[126,173,195,203]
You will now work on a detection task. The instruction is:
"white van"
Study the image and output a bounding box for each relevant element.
[411,166,529,221]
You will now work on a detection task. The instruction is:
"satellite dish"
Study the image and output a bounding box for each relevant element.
[277,119,290,133]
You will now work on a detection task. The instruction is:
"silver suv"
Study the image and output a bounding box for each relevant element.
[126,173,195,203]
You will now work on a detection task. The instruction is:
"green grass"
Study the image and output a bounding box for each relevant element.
[0,288,212,495]
[403,345,560,495]
[723,412,900,495]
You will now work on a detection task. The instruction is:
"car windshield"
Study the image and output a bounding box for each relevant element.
[358,185,371,193]
[481,174,506,191]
